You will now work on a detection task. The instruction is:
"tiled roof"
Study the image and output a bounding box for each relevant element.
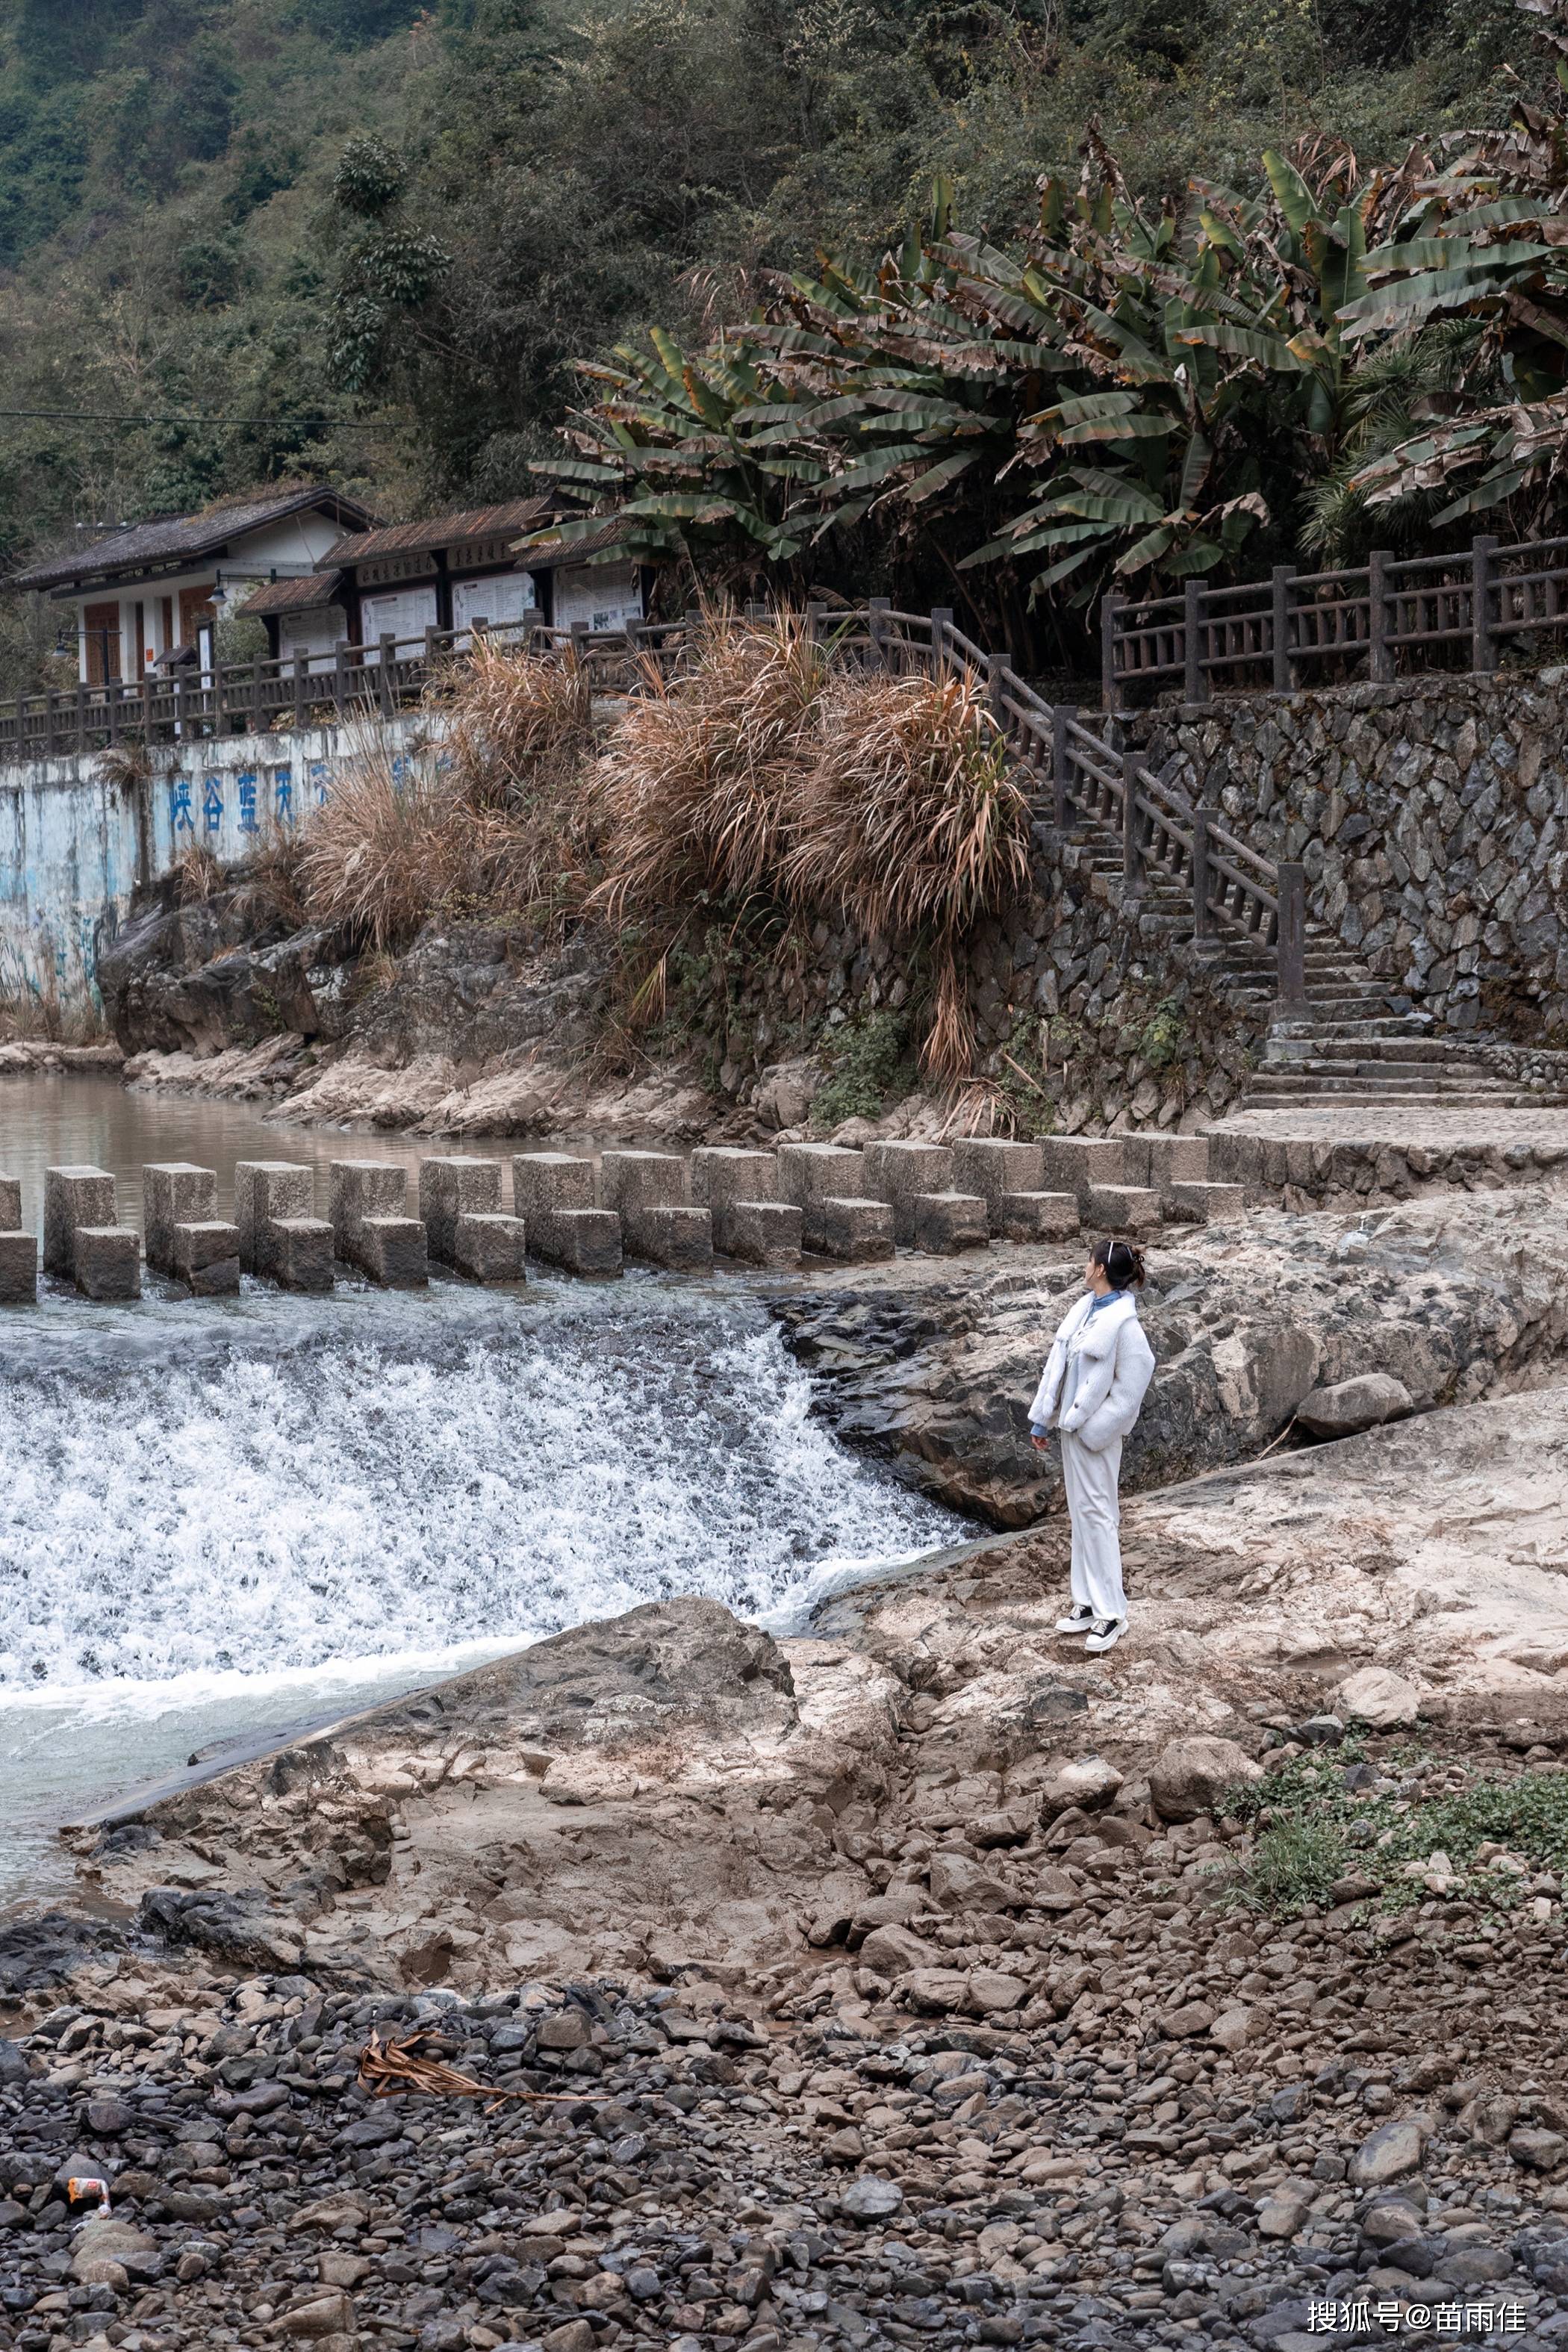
[326,498,556,565]
[236,570,345,618]
[10,487,377,593]
[513,517,632,566]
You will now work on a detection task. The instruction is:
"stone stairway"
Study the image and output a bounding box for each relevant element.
[1049,821,1562,1111]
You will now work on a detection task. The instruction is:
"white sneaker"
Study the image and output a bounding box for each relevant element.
[1056,1605,1094,1635]
[1085,1617,1127,1654]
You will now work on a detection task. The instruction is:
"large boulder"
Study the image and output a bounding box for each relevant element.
[1334,1667,1422,1728]
[1296,1374,1413,1439]
[1148,1735,1263,1823]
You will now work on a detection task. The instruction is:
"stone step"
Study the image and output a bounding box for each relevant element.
[1262,1037,1497,1068]
[1239,1089,1558,1110]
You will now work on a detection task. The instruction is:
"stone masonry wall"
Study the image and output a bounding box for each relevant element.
[731,844,1266,1136]
[1128,667,1568,1043]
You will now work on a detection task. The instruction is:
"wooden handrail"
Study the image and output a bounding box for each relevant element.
[1104,526,1568,708]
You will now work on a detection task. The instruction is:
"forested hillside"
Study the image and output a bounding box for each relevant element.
[0,0,1525,685]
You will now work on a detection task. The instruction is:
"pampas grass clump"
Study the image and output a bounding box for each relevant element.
[595,614,1031,1077]
[297,732,457,952]
[595,607,827,921]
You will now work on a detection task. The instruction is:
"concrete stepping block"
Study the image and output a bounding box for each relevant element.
[538,1208,623,1275]
[625,1204,712,1271]
[598,1150,688,1213]
[234,1162,320,1281]
[330,1163,428,1284]
[418,1157,504,1268]
[0,1230,38,1305]
[777,1144,866,1248]
[996,1189,1078,1243]
[1166,1180,1248,1225]
[143,1163,218,1276]
[512,1154,623,1276]
[356,1215,429,1289]
[72,1225,141,1301]
[171,1220,240,1296]
[691,1147,778,1208]
[818,1196,895,1262]
[1038,1138,1127,1203]
[862,1141,956,1245]
[451,1211,527,1283]
[1083,1183,1163,1235]
[910,1192,989,1254]
[599,1151,710,1266]
[716,1199,802,1268]
[951,1139,1045,1228]
[0,1175,20,1232]
[43,1166,116,1275]
[1122,1133,1210,1191]
[269,1216,334,1293]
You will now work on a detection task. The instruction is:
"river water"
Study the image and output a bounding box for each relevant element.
[0,1074,966,1905]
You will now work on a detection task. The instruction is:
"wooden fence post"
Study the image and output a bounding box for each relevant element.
[868,594,890,671]
[333,644,348,722]
[1192,807,1212,939]
[172,671,186,741]
[1270,566,1295,694]
[1472,535,1499,674]
[252,654,264,734]
[74,682,87,753]
[1121,746,1144,900]
[930,606,953,678]
[1183,581,1208,705]
[1276,862,1307,1012]
[806,600,824,650]
[377,634,396,718]
[293,652,308,730]
[1100,591,1121,712]
[1367,549,1393,685]
[1052,703,1077,830]
[45,688,57,759]
[140,671,154,744]
[108,682,120,747]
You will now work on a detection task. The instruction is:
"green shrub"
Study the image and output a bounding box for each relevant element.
[812,1009,917,1129]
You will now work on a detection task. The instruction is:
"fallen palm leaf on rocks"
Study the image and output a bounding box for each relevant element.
[357,2027,580,2109]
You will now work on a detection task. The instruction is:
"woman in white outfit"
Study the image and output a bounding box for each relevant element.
[1027,1236,1157,1654]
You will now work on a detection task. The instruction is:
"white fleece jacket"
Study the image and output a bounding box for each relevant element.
[1028,1290,1156,1454]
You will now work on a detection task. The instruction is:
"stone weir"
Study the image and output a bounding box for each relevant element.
[0,1133,1245,1305]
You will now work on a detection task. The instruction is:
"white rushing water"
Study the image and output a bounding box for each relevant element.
[0,1277,963,1900]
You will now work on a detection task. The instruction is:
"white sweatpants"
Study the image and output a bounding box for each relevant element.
[1060,1430,1128,1623]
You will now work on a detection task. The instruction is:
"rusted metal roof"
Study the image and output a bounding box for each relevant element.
[236,571,346,618]
[10,487,377,594]
[326,498,556,566]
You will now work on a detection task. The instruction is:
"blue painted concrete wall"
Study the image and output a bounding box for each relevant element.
[0,718,427,1021]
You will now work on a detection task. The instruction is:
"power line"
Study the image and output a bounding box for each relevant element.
[0,405,399,430]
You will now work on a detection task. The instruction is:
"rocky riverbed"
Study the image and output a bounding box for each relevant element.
[13,1173,1568,2352]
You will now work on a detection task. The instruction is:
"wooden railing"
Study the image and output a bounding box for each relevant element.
[0,609,698,765]
[1103,531,1568,706]
[843,598,1307,1012]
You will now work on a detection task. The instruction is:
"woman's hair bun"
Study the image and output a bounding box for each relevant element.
[1095,1234,1146,1288]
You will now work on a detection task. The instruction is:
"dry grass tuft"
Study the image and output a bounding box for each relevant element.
[296,732,456,953]
[784,668,1030,1076]
[595,607,827,923]
[435,634,594,812]
[596,622,1030,1077]
[173,840,224,906]
[233,813,311,932]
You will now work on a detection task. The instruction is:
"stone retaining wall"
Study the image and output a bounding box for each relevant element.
[1128,668,1568,1042]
